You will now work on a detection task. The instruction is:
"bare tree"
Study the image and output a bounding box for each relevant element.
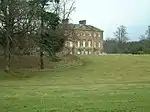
[0,0,30,71]
[0,0,39,71]
[139,26,150,41]
[68,26,78,55]
[59,0,76,55]
[53,0,76,20]
[114,25,129,43]
[113,25,129,53]
[145,26,150,40]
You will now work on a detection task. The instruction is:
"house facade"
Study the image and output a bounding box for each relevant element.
[63,19,104,55]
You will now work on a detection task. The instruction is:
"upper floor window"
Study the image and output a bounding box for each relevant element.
[70,41,73,47]
[64,31,68,36]
[65,41,68,47]
[94,33,97,37]
[77,32,80,36]
[89,33,92,37]
[98,33,101,37]
[83,32,86,36]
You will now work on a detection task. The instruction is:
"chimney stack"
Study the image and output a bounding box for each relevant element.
[62,18,69,24]
[79,20,86,25]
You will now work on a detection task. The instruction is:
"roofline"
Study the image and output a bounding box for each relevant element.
[60,23,104,32]
[74,24,104,32]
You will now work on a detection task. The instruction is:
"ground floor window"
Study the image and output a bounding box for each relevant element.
[99,51,102,55]
[77,51,80,54]
[81,51,84,55]
[85,51,88,55]
[94,42,96,48]
[77,50,93,55]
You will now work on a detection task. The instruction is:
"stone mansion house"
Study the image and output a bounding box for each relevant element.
[63,19,104,55]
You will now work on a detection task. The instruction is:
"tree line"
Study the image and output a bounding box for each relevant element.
[0,0,75,71]
[104,25,150,54]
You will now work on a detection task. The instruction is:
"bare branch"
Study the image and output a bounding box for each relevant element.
[56,0,76,20]
[66,0,75,19]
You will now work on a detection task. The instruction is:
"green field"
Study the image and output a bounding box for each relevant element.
[0,55,150,112]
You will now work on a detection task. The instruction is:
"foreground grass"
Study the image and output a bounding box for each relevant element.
[0,55,150,112]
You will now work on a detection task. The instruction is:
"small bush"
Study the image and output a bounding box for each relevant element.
[137,51,144,54]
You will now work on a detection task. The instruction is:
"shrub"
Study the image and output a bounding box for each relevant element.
[137,51,144,54]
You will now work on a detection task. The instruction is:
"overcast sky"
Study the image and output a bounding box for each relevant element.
[70,0,150,41]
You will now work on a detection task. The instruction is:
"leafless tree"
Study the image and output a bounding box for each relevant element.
[139,26,150,41]
[0,0,26,71]
[114,25,129,43]
[52,0,76,20]
[0,0,37,71]
[50,0,76,56]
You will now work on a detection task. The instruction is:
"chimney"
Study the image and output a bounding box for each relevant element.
[79,20,86,25]
[62,18,69,24]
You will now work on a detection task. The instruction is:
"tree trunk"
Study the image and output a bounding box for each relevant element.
[40,8,44,69]
[5,47,11,71]
[72,44,75,55]
[5,32,11,72]
[5,0,11,72]
[40,50,44,69]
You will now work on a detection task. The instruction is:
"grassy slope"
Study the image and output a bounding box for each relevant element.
[0,55,150,112]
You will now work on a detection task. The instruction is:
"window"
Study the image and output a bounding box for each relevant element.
[65,43,67,47]
[94,33,97,37]
[94,42,96,47]
[77,33,80,36]
[77,51,80,54]
[89,33,92,37]
[64,30,68,36]
[83,40,86,47]
[77,41,80,47]
[99,42,101,48]
[98,33,101,37]
[88,41,91,47]
[81,51,84,55]
[83,32,85,36]
[64,41,69,47]
[70,41,73,47]
[85,51,88,55]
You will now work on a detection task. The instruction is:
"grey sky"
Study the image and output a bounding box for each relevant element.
[70,0,150,41]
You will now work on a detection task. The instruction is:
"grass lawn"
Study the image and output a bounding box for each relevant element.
[0,55,150,112]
